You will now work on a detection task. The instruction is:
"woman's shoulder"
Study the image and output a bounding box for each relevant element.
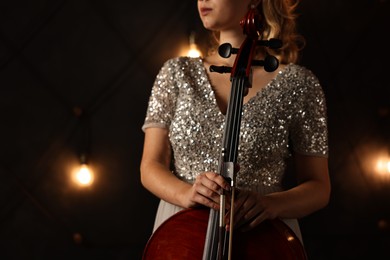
[281,63,322,89]
[283,63,318,80]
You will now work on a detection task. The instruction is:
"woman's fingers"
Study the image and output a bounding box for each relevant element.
[226,190,272,231]
[202,172,231,191]
[190,172,230,209]
[239,211,269,232]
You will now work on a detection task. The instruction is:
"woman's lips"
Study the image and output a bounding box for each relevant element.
[200,8,212,16]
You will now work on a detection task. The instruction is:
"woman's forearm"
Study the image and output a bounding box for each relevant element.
[140,160,192,208]
[265,179,331,219]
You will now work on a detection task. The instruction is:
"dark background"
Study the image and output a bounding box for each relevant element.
[1,0,389,259]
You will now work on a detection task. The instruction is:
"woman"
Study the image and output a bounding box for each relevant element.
[140,0,330,244]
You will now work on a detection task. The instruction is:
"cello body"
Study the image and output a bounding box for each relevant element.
[142,208,307,260]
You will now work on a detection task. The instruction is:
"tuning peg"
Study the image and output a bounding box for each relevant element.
[252,55,279,72]
[218,43,239,58]
[257,38,282,49]
[263,55,279,72]
[268,38,282,49]
[210,65,232,74]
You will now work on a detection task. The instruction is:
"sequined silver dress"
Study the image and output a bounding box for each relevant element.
[142,57,328,241]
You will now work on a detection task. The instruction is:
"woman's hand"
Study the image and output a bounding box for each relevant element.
[225,189,279,232]
[223,154,330,232]
[184,172,231,210]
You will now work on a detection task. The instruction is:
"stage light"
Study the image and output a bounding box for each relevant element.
[368,149,390,184]
[187,32,202,58]
[359,143,390,186]
[75,164,94,186]
[71,106,94,188]
[375,157,390,176]
[72,154,94,187]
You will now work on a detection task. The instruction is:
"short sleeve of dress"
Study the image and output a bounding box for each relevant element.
[142,59,178,131]
[290,69,329,157]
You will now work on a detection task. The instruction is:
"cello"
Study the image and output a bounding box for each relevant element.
[143,6,307,260]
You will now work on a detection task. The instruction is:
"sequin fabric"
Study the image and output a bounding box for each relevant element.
[142,57,328,190]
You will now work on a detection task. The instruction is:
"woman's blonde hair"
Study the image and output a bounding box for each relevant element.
[260,0,304,64]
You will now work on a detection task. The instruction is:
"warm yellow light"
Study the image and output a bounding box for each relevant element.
[387,161,390,173]
[358,143,390,186]
[376,159,390,175]
[187,43,202,58]
[185,31,202,58]
[73,164,94,186]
